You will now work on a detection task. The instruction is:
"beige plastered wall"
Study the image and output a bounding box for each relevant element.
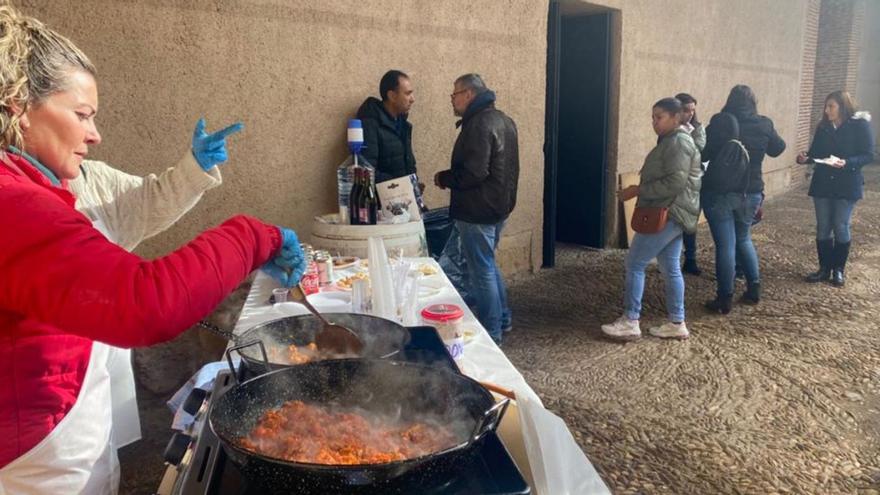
[25,0,549,274]
[561,0,811,246]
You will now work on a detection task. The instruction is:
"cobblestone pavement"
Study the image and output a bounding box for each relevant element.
[502,165,880,494]
[120,166,880,494]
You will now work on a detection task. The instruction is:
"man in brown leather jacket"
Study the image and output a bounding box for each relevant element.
[434,74,519,345]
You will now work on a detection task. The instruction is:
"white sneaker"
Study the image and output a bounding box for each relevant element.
[601,317,641,340]
[649,321,689,340]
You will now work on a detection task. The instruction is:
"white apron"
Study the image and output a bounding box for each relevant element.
[92,217,142,449]
[0,342,119,495]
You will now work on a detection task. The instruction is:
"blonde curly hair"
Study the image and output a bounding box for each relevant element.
[0,3,96,150]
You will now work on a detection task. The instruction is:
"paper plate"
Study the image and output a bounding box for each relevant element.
[305,291,352,312]
[334,273,369,291]
[332,256,360,270]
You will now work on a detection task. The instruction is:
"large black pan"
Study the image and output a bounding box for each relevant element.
[200,313,411,371]
[208,359,509,494]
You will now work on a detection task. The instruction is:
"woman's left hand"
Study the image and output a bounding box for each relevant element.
[192,118,244,171]
[831,158,846,169]
[617,185,639,201]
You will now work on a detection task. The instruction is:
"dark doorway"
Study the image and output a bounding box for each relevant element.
[543,5,612,267]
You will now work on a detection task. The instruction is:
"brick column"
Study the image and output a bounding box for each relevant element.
[794,0,821,185]
[812,0,867,130]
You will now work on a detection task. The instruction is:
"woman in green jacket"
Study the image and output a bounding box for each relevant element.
[602,98,702,341]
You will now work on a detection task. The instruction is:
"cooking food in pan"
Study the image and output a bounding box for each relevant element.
[231,314,410,370]
[266,342,362,364]
[210,359,508,489]
[268,342,319,364]
[239,400,458,465]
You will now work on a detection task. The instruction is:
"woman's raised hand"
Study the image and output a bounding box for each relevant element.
[191,118,244,171]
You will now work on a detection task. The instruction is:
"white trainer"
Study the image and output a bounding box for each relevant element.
[601,317,641,340]
[649,321,689,340]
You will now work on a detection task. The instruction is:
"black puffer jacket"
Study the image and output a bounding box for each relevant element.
[436,91,519,224]
[807,112,875,201]
[356,97,416,183]
[703,105,786,194]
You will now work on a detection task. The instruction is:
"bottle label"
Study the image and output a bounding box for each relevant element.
[347,128,364,143]
[301,262,320,295]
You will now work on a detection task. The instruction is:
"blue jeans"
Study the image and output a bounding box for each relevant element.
[439,220,511,341]
[813,197,856,243]
[624,220,685,322]
[702,191,762,297]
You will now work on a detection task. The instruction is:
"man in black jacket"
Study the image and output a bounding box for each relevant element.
[435,74,519,345]
[356,70,417,184]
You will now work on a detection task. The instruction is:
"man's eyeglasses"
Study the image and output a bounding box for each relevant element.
[450,90,469,99]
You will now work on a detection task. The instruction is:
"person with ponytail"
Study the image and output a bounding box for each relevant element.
[702,84,785,314]
[0,5,306,493]
[602,97,701,341]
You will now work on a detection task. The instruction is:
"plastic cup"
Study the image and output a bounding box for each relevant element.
[272,288,289,304]
[351,279,371,314]
[421,304,465,360]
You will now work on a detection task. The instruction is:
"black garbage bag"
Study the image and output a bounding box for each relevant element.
[423,207,453,259]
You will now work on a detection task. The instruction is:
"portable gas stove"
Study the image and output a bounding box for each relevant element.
[160,327,530,495]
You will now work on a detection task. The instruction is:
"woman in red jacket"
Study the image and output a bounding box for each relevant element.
[0,6,305,493]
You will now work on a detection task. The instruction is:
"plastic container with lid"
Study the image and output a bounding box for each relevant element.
[421,303,465,360]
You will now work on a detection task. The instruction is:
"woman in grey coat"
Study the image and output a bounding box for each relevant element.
[602,98,702,341]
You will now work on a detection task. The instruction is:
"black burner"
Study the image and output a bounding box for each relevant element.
[167,327,530,495]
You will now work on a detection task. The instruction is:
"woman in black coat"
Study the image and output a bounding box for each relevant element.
[797,91,875,287]
[701,85,786,313]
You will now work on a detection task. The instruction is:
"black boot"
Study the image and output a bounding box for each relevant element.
[831,241,850,287]
[805,239,834,283]
[705,295,733,314]
[740,282,761,305]
[683,258,702,276]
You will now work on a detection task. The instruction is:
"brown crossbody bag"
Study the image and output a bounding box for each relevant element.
[631,206,669,234]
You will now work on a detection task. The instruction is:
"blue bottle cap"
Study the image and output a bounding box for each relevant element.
[348,118,362,129]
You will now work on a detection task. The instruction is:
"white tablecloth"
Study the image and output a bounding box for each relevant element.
[232,258,610,495]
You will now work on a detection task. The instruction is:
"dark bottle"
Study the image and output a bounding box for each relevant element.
[359,167,371,225]
[348,167,363,225]
[357,167,371,225]
[363,168,378,225]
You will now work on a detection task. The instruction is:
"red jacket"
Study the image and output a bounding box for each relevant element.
[0,152,281,467]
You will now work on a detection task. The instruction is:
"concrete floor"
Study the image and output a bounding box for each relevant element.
[119,165,880,494]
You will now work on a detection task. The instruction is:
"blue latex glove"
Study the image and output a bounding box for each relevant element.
[261,227,307,288]
[191,118,244,171]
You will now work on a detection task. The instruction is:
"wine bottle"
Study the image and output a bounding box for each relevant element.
[358,167,369,225]
[364,168,378,225]
[348,166,363,225]
[358,167,371,225]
